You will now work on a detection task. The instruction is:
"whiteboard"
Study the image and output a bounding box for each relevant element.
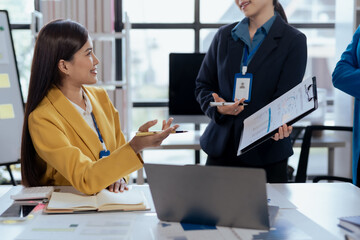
[0,10,24,164]
[238,77,318,155]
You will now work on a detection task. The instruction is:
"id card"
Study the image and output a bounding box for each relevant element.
[233,73,252,102]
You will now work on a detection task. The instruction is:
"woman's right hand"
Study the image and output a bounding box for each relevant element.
[129,119,179,154]
[212,93,245,116]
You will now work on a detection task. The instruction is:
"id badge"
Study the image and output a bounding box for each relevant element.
[233,73,253,103]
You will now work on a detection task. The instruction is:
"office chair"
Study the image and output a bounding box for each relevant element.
[287,126,306,181]
[0,160,20,186]
[294,125,353,183]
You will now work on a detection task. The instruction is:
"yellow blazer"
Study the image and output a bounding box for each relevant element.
[28,85,143,195]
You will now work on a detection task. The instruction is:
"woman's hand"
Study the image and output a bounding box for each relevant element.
[212,93,245,116]
[108,178,128,193]
[162,117,174,130]
[129,118,179,154]
[272,124,293,141]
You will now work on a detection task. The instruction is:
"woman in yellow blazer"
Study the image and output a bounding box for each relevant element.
[21,20,178,195]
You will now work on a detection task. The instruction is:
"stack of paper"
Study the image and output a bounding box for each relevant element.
[339,216,360,235]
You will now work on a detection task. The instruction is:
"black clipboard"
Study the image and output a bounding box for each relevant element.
[238,76,318,155]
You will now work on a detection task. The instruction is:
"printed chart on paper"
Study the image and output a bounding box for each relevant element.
[238,77,316,154]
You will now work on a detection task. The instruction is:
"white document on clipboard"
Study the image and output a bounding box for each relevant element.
[237,76,318,155]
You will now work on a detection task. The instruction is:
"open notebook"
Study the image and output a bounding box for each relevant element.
[44,189,149,213]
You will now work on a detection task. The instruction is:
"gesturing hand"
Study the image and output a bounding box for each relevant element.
[129,118,179,153]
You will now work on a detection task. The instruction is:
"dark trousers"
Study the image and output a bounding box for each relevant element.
[206,156,289,183]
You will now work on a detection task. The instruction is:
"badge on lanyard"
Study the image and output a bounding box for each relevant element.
[233,42,262,103]
[233,72,252,103]
[91,112,111,159]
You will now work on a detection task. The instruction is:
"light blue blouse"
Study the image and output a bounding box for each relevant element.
[231,13,277,66]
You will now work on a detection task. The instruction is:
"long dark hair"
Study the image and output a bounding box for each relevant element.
[274,0,287,23]
[21,19,88,186]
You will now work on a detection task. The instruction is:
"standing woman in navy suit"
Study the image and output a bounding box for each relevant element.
[195,0,307,183]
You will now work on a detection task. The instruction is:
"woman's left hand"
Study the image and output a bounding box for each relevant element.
[108,178,129,193]
[272,124,293,141]
[162,117,174,130]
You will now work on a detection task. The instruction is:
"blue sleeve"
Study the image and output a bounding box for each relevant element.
[332,26,360,98]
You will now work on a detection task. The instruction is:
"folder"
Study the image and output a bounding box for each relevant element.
[93,40,103,82]
[77,0,87,27]
[53,0,62,20]
[103,0,114,33]
[95,0,103,33]
[102,39,114,82]
[65,0,72,19]
[71,0,78,22]
[40,0,53,25]
[87,0,96,33]
[238,76,318,155]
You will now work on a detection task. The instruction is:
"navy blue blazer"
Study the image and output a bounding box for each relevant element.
[195,16,307,166]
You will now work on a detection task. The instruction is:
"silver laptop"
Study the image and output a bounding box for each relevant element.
[144,163,270,230]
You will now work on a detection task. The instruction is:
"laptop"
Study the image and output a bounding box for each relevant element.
[144,163,271,230]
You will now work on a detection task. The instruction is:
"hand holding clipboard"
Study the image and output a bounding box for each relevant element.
[238,76,318,155]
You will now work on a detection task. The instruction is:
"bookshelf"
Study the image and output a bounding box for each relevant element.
[90,13,132,140]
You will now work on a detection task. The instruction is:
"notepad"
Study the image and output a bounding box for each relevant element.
[0,73,10,88]
[0,104,15,119]
[45,189,149,213]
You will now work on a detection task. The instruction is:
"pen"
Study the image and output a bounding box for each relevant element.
[136,130,188,136]
[209,102,248,107]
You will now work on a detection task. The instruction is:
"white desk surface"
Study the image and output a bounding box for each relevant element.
[0,183,358,240]
[273,183,360,238]
[145,130,346,150]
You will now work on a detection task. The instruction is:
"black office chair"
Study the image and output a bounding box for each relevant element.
[293,125,353,183]
[0,160,20,186]
[287,126,306,181]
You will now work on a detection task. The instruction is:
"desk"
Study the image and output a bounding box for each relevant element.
[0,183,359,240]
[274,183,360,239]
[139,131,346,183]
[137,131,202,184]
